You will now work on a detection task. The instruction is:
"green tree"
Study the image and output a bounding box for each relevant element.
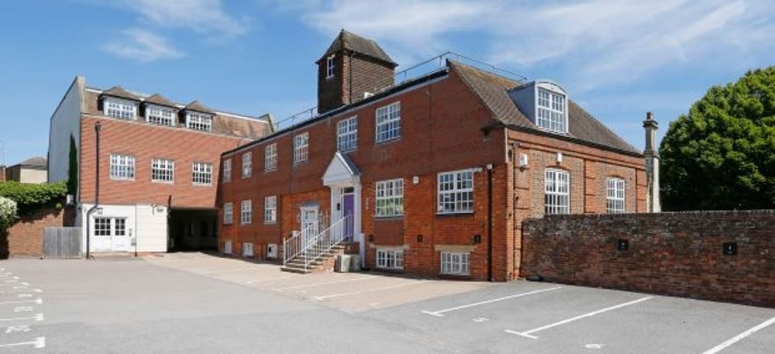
[67,134,78,197]
[660,67,775,210]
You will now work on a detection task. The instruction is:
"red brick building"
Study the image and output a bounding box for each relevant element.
[218,30,657,281]
[48,77,273,254]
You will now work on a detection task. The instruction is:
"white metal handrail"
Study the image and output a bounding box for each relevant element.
[283,221,319,265]
[283,215,353,268]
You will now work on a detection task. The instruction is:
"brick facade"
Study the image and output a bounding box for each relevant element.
[1,206,74,258]
[220,57,647,281]
[522,210,775,307]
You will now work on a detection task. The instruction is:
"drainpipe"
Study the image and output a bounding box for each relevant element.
[85,121,101,260]
[487,164,494,282]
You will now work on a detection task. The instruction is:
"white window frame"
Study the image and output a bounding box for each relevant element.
[536,88,567,133]
[264,196,277,224]
[222,159,231,183]
[376,249,404,270]
[192,162,213,185]
[104,98,137,120]
[545,169,570,215]
[437,170,474,214]
[146,104,175,126]
[223,203,233,225]
[240,200,252,225]
[242,152,252,178]
[606,177,626,214]
[243,242,254,257]
[337,116,358,152]
[326,54,335,79]
[294,132,309,164]
[151,158,175,183]
[109,154,135,180]
[375,179,403,217]
[265,143,277,172]
[440,252,470,275]
[186,112,213,132]
[375,102,401,143]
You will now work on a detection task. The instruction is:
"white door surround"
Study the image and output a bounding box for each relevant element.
[322,152,363,262]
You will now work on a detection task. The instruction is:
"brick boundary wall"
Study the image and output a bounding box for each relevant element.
[0,206,74,258]
[522,210,775,308]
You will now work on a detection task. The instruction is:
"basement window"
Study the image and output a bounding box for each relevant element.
[440,252,469,275]
[376,249,404,270]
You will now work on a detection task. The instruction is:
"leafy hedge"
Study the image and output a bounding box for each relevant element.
[0,181,68,215]
[0,197,16,233]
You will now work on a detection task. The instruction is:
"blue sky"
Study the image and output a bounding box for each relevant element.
[1,0,774,166]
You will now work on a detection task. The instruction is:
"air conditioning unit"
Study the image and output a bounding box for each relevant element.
[335,255,361,273]
[224,240,232,255]
[243,243,254,257]
[267,243,278,259]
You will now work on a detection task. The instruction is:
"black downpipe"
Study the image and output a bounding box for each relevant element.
[85,121,101,260]
[487,166,493,282]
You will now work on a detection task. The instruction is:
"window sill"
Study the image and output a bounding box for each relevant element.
[152,180,174,185]
[193,183,212,187]
[263,221,278,225]
[375,137,401,145]
[374,216,403,221]
[436,212,474,217]
[264,169,277,174]
[110,177,135,182]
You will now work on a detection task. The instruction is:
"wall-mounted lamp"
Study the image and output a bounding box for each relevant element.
[473,234,482,244]
[368,235,374,243]
[617,239,629,251]
[416,234,423,243]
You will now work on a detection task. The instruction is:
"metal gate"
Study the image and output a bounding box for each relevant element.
[43,227,82,259]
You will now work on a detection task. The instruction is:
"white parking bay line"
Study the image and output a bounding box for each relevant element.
[0,337,45,349]
[313,280,429,301]
[245,276,294,284]
[0,298,42,306]
[0,314,44,322]
[505,296,653,340]
[701,316,775,354]
[422,286,563,317]
[274,276,377,292]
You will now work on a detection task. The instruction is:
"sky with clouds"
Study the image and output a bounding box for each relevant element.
[0,0,773,166]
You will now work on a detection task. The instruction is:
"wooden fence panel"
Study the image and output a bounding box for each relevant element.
[43,227,82,259]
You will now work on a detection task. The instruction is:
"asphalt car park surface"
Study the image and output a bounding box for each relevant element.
[1,253,773,353]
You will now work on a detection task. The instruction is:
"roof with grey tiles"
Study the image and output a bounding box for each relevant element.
[449,60,640,155]
[143,93,176,108]
[184,100,214,115]
[101,86,140,101]
[318,29,397,66]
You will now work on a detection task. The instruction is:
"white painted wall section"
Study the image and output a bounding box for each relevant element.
[79,203,168,253]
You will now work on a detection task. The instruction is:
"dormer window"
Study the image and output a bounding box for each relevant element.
[104,98,137,120]
[508,80,569,134]
[146,104,176,126]
[536,88,566,133]
[326,54,335,79]
[187,112,212,132]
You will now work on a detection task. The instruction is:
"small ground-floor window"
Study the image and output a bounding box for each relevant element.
[243,242,254,257]
[376,248,404,270]
[440,252,470,275]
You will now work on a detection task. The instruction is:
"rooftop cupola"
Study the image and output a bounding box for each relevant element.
[316,29,398,114]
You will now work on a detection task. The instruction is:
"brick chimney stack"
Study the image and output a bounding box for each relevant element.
[643,112,661,213]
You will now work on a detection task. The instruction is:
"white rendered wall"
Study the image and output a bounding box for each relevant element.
[79,203,168,253]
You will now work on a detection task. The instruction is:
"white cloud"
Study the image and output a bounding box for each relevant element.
[283,0,775,90]
[99,0,248,62]
[114,0,249,38]
[103,28,185,63]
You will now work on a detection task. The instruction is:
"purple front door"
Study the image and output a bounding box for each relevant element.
[343,194,354,240]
